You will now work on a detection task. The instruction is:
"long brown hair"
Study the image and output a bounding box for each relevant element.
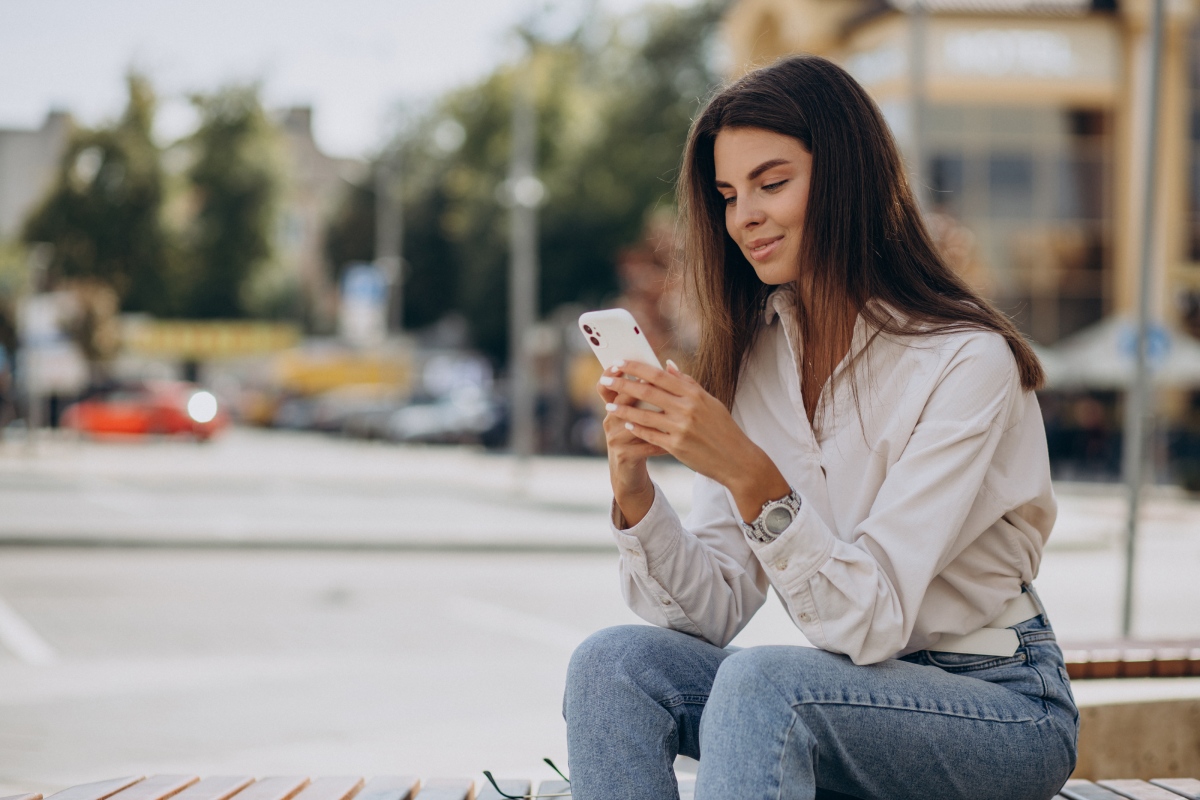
[678,55,1043,412]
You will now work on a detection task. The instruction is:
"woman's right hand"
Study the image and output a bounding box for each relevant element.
[599,362,666,527]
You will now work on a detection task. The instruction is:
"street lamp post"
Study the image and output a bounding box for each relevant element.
[1121,0,1168,639]
[508,75,542,461]
[908,0,929,209]
[375,150,403,333]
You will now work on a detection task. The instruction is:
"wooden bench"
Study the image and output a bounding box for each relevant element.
[5,774,1197,800]
[1060,778,1200,798]
[1063,641,1200,680]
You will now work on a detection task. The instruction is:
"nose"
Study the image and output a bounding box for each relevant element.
[732,195,764,230]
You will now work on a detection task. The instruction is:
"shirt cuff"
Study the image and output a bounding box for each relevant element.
[609,481,685,571]
[746,493,836,588]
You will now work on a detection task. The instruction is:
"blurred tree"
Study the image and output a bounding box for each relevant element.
[182,84,281,318]
[59,278,122,373]
[325,0,728,363]
[22,73,178,316]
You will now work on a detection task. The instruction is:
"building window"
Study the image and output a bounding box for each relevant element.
[923,104,1112,345]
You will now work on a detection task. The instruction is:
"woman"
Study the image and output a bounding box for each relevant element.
[563,56,1079,800]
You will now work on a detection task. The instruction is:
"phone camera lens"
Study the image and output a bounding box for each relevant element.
[589,336,600,346]
[582,324,593,334]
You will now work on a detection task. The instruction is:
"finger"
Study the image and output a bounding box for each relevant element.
[617,360,695,396]
[609,441,666,459]
[606,401,673,434]
[665,359,698,385]
[604,425,665,459]
[622,419,669,449]
[600,374,681,412]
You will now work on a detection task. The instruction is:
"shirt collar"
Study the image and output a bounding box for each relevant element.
[763,285,888,373]
[763,285,795,325]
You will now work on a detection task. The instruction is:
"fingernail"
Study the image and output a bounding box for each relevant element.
[666,359,679,372]
[599,376,614,386]
[624,422,634,431]
[613,359,625,367]
[605,403,618,412]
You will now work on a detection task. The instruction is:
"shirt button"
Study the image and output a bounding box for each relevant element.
[774,559,788,570]
[799,612,812,622]
[660,597,672,605]
[629,549,642,558]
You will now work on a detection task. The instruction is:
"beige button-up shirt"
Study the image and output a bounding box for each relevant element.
[612,289,1056,665]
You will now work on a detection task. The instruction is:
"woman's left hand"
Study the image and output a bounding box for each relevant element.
[601,360,791,521]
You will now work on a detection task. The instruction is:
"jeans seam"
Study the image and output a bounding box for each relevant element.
[775,710,798,800]
[660,693,709,709]
[787,698,1043,724]
[924,653,1027,672]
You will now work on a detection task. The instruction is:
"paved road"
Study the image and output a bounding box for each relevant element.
[0,429,670,550]
[0,430,1198,792]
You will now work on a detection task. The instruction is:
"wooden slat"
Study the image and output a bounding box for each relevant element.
[1060,781,1131,800]
[1150,779,1200,799]
[109,776,198,800]
[290,779,363,800]
[171,778,254,800]
[410,781,472,800]
[677,778,695,800]
[47,778,145,800]
[474,780,529,800]
[535,781,570,799]
[352,777,419,800]
[1101,780,1192,800]
[0,794,42,800]
[221,778,308,800]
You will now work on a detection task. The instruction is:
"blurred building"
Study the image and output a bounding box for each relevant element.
[274,107,368,333]
[724,0,1199,346]
[0,111,71,240]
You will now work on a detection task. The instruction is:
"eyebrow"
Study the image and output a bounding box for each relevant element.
[714,158,792,188]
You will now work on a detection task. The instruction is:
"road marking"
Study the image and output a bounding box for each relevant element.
[445,596,590,654]
[0,594,58,665]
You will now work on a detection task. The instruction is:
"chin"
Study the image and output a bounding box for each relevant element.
[752,266,798,286]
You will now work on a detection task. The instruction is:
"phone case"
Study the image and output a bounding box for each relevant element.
[578,309,663,371]
[579,308,663,411]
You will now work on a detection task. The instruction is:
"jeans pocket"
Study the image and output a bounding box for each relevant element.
[924,650,1027,673]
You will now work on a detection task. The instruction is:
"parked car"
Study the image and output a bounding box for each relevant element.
[62,381,230,441]
[384,386,505,446]
[271,383,407,433]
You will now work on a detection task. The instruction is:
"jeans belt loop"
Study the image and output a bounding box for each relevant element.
[928,590,1041,658]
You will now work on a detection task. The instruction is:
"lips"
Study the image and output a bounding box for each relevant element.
[746,235,783,261]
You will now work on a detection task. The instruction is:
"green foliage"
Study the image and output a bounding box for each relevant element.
[22,73,178,316]
[182,85,282,318]
[325,0,728,363]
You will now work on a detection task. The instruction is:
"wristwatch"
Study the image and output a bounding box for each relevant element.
[739,488,802,544]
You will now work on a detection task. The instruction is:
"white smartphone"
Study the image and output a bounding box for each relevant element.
[578,308,663,411]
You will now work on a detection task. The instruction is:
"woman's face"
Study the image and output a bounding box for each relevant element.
[713,127,813,286]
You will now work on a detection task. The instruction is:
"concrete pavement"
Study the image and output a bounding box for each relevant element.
[1,429,1198,790]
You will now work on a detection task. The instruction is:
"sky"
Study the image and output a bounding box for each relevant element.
[1,0,695,160]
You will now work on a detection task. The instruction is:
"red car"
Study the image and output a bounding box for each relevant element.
[62,380,230,441]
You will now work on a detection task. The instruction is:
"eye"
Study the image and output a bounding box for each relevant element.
[721,194,736,207]
[763,180,788,192]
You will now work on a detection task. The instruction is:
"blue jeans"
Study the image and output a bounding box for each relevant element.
[564,615,1078,800]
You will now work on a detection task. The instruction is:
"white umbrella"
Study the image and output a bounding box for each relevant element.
[1040,315,1200,390]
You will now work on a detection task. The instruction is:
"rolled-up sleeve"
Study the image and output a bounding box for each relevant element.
[611,477,769,647]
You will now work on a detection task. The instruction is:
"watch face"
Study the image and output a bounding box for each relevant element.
[764,505,794,534]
